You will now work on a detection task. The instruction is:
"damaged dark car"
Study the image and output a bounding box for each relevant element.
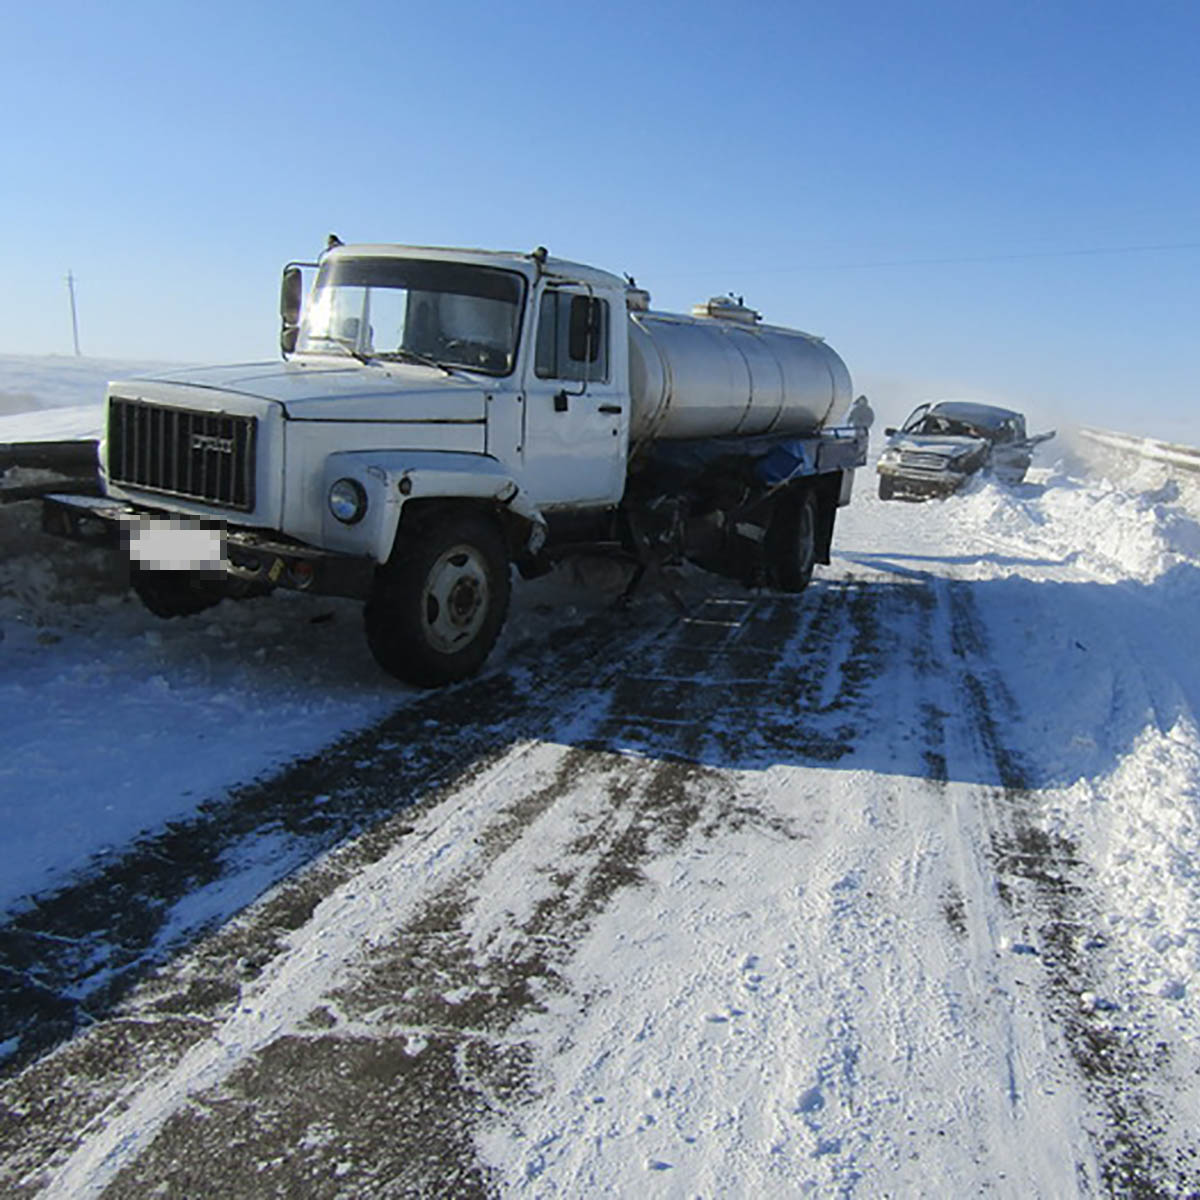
[876,401,1054,500]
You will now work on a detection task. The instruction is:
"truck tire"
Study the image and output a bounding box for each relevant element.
[131,567,228,618]
[769,489,817,594]
[364,513,511,687]
[878,476,895,500]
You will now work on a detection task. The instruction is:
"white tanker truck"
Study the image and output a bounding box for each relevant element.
[44,242,866,686]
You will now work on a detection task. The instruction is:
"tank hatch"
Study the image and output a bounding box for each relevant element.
[692,294,761,324]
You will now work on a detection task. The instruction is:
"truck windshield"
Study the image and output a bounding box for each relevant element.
[297,257,526,376]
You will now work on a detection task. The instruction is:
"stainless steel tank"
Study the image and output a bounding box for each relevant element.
[627,300,852,442]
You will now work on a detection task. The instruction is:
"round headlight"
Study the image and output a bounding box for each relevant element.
[328,478,367,524]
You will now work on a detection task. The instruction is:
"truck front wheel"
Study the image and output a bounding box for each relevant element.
[364,513,511,687]
[769,489,817,594]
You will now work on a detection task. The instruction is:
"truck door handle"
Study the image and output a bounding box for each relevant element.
[598,404,622,414]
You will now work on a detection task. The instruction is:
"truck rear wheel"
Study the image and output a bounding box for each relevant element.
[364,513,511,687]
[769,489,817,594]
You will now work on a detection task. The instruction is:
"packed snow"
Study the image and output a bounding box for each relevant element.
[3,354,1200,1195]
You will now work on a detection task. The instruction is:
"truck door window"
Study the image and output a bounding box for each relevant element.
[535,292,609,382]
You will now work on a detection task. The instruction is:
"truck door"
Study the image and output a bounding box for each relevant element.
[520,287,627,507]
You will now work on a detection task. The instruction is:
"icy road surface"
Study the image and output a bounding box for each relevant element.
[3,419,1200,1190]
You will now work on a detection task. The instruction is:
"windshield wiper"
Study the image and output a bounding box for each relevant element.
[304,334,374,365]
[374,349,456,376]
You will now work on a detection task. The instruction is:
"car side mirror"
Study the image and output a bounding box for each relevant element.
[884,427,896,437]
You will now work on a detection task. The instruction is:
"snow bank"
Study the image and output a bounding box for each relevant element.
[0,353,190,446]
[0,353,179,417]
[0,405,103,445]
[1049,724,1200,1019]
[1059,427,1200,526]
[950,466,1200,588]
[926,464,1200,1092]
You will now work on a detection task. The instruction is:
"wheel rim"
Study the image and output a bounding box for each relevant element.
[796,502,815,575]
[421,544,491,653]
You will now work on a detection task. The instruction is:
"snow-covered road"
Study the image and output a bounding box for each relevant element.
[2,357,1200,1196]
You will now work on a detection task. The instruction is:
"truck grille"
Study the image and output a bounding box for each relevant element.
[107,397,257,511]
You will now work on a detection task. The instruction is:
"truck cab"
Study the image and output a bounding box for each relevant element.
[284,244,631,515]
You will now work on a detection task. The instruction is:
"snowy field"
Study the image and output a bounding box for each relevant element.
[3,354,1200,1195]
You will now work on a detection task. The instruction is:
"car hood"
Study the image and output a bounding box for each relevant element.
[124,359,489,422]
[886,433,988,457]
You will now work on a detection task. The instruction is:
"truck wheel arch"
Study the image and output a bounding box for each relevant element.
[390,496,535,565]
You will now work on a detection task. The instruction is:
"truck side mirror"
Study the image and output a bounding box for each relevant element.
[280,265,304,355]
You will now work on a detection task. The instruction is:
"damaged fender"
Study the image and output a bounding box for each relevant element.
[320,450,546,562]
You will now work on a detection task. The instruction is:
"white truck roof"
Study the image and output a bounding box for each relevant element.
[325,243,627,291]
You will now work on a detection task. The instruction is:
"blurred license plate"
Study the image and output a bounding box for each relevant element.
[128,520,225,571]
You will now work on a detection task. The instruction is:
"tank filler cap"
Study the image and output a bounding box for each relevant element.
[692,293,761,324]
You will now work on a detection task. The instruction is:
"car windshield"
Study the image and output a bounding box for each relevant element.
[915,414,990,439]
[296,257,526,376]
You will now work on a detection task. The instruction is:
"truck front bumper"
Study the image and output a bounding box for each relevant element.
[42,493,378,601]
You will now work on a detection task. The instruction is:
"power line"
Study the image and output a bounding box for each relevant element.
[655,239,1200,279]
[810,239,1200,272]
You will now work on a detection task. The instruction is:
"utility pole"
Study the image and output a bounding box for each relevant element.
[65,270,81,356]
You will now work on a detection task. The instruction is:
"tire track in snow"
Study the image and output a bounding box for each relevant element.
[3,591,717,1200]
[8,555,1195,1195]
[942,579,1195,1194]
[0,593,700,1078]
[764,573,967,1191]
[928,576,1094,1189]
[471,572,979,1193]
[5,630,675,1193]
[20,592,826,1197]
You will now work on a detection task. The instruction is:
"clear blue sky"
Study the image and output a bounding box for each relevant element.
[3,0,1197,439]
